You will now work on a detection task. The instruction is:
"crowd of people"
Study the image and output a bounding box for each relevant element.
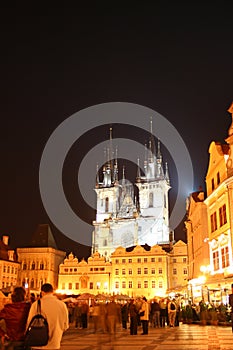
[0,283,233,349]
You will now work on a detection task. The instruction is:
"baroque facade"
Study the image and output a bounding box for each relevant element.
[57,240,188,299]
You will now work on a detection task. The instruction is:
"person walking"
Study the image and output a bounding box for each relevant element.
[128,299,138,335]
[0,286,30,350]
[229,283,233,333]
[139,297,149,335]
[26,283,69,349]
[168,298,177,327]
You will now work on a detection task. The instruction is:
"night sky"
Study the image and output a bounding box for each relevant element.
[1,4,233,259]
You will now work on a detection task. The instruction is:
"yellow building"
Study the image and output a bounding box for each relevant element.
[57,241,188,299]
[17,224,66,293]
[0,236,19,292]
[186,102,233,304]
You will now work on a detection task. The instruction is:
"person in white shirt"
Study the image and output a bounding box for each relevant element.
[26,283,69,350]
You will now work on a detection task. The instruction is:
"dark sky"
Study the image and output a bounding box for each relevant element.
[0,4,233,259]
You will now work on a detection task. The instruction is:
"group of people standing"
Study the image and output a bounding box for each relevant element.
[0,284,69,350]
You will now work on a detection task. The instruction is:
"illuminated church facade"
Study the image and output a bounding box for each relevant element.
[92,123,171,259]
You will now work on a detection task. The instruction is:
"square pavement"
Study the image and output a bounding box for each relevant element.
[60,323,233,350]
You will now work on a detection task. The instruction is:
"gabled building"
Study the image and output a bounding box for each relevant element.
[17,224,66,292]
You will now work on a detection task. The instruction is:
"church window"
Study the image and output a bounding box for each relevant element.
[31,262,35,270]
[152,280,156,288]
[144,281,148,288]
[129,281,132,288]
[115,281,119,289]
[149,193,153,207]
[105,197,109,212]
[219,204,227,227]
[217,172,220,185]
[122,281,126,288]
[210,212,217,232]
[137,268,141,274]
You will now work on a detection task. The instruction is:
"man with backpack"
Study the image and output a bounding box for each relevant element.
[26,283,69,349]
[168,298,177,327]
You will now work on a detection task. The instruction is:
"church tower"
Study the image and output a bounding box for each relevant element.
[92,122,171,259]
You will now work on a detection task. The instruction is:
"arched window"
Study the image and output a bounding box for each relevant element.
[149,193,153,207]
[105,197,109,212]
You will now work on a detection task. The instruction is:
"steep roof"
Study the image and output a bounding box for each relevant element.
[29,224,58,249]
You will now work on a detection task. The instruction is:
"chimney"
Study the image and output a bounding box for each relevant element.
[2,235,9,246]
[8,250,14,261]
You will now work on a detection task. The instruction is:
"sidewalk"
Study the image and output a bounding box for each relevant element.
[60,322,233,350]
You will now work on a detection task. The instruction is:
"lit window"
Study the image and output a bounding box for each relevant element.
[115,281,119,289]
[122,281,126,288]
[128,258,132,263]
[129,281,132,288]
[96,282,100,289]
[152,280,156,288]
[159,281,163,288]
[128,268,132,275]
[104,282,108,289]
[219,204,227,227]
[144,281,148,288]
[221,246,229,268]
[151,268,155,274]
[137,268,141,274]
[213,250,219,270]
[210,212,217,232]
[137,281,141,288]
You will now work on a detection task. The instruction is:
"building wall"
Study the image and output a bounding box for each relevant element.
[17,247,66,292]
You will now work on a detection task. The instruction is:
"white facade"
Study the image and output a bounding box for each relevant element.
[92,126,171,259]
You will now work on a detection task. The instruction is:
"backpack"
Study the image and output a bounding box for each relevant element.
[170,302,176,310]
[24,299,49,347]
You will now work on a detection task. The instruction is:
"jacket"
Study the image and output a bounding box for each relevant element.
[0,301,30,340]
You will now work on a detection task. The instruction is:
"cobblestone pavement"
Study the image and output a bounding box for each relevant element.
[60,323,233,350]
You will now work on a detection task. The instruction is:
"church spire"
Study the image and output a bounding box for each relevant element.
[95,163,100,188]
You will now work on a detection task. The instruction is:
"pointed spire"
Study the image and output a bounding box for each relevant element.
[95,163,100,188]
[113,146,118,183]
[165,162,170,185]
[122,165,126,186]
[144,142,148,175]
[136,158,141,182]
